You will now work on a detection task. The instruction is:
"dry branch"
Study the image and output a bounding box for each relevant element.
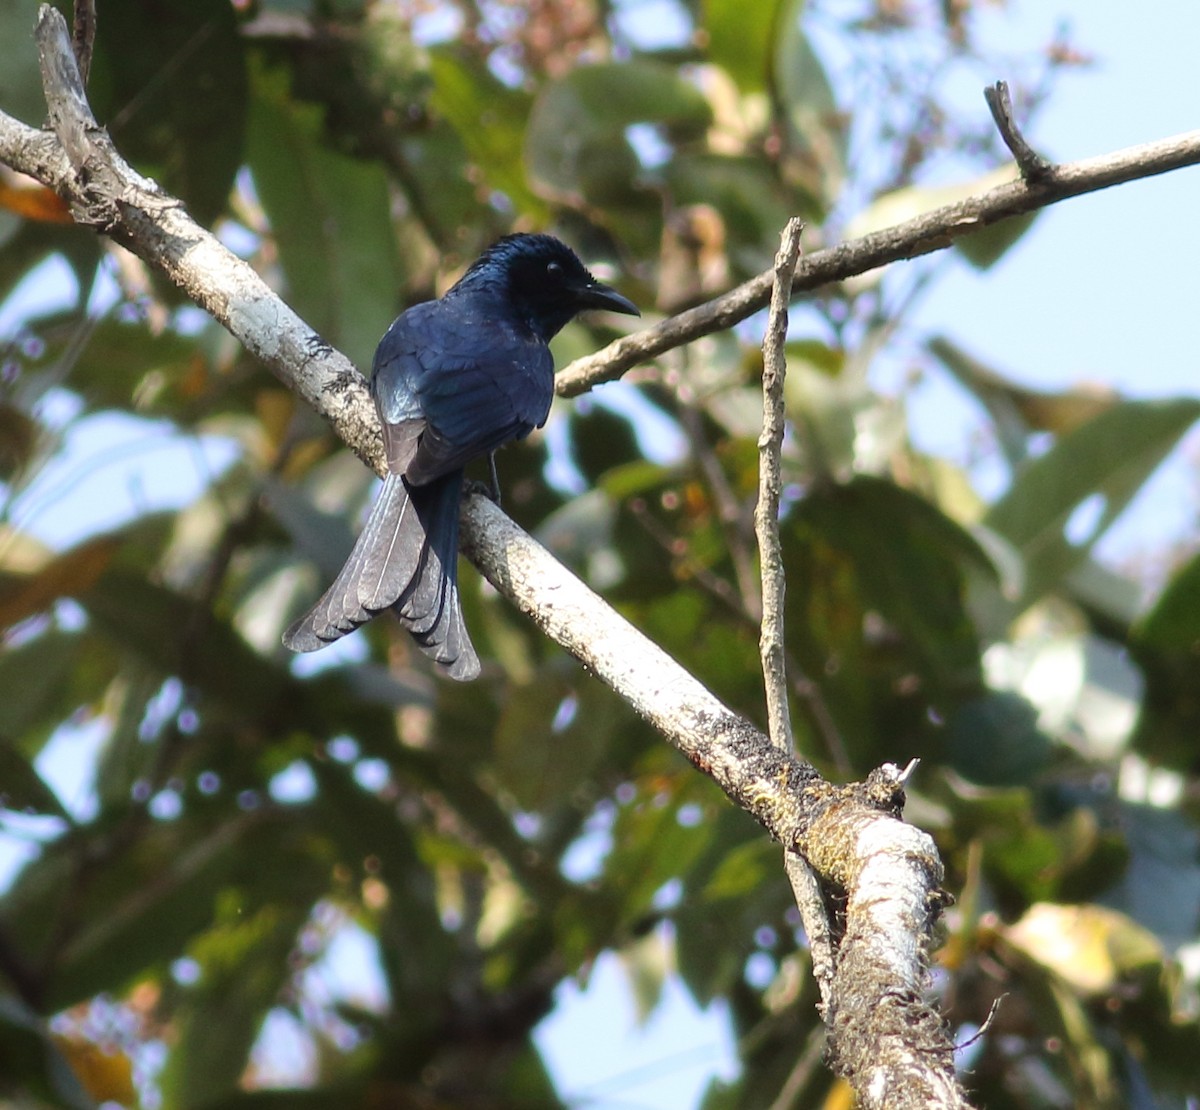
[555,129,1200,397]
[756,218,803,754]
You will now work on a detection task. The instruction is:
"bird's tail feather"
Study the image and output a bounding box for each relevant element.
[283,472,480,680]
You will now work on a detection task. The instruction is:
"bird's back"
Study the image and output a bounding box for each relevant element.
[371,292,555,485]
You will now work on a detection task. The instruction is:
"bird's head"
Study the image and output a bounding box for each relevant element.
[454,233,640,342]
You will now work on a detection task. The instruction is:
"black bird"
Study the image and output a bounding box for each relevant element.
[283,233,640,679]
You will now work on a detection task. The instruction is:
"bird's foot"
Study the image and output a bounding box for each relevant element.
[464,478,502,506]
[465,453,503,505]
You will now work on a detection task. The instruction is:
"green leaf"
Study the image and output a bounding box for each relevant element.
[429,51,544,219]
[247,64,404,371]
[263,466,365,581]
[664,154,797,271]
[702,0,786,92]
[0,808,316,1012]
[309,761,451,1027]
[785,475,993,765]
[1098,803,1200,947]
[603,772,720,927]
[675,816,790,1006]
[526,61,711,209]
[62,318,202,416]
[943,691,1050,786]
[0,734,70,820]
[1130,552,1200,768]
[0,222,102,310]
[158,904,310,1108]
[0,629,110,751]
[0,1,49,128]
[848,167,1035,271]
[985,398,1200,605]
[848,166,1016,238]
[928,336,1118,467]
[0,996,95,1110]
[955,210,1039,270]
[90,0,247,224]
[493,678,624,812]
[771,4,845,202]
[80,567,291,719]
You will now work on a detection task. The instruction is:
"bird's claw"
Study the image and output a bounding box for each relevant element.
[464,478,502,505]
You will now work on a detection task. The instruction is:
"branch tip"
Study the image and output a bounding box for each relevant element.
[984,80,1054,183]
[35,2,100,175]
[71,0,97,88]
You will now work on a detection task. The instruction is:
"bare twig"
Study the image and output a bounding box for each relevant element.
[785,851,836,1015]
[957,994,1007,1050]
[627,495,749,616]
[752,221,841,1037]
[70,0,96,88]
[756,218,803,753]
[679,402,763,619]
[555,128,1200,397]
[984,80,1053,183]
[767,1020,828,1110]
[790,662,854,777]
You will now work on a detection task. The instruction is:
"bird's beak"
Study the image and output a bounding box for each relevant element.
[575,280,640,317]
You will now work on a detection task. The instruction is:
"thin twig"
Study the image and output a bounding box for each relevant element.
[757,218,804,753]
[788,660,853,777]
[757,220,841,1058]
[70,0,95,88]
[555,126,1200,397]
[680,402,762,619]
[627,497,749,617]
[767,1019,828,1110]
[984,80,1053,183]
[785,851,836,1015]
[956,994,1008,1051]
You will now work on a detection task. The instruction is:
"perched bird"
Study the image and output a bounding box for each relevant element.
[283,233,640,680]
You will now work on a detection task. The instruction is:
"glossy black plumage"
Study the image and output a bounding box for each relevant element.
[283,234,639,679]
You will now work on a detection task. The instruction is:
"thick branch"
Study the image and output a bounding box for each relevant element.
[556,128,1200,396]
[460,499,958,1099]
[8,7,385,475]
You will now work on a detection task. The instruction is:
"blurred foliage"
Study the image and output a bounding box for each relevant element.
[0,1,1198,1107]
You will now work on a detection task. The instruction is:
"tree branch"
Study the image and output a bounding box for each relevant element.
[555,129,1200,397]
[753,219,846,1031]
[756,218,803,754]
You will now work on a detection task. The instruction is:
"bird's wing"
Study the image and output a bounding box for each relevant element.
[373,302,555,486]
[371,309,431,476]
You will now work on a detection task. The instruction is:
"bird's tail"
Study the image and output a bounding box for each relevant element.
[283,471,481,680]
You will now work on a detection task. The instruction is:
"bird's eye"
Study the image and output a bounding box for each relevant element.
[546,261,564,279]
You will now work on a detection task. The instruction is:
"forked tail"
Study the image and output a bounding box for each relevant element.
[283,471,480,680]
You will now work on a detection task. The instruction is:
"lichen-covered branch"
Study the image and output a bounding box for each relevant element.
[7,8,385,475]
